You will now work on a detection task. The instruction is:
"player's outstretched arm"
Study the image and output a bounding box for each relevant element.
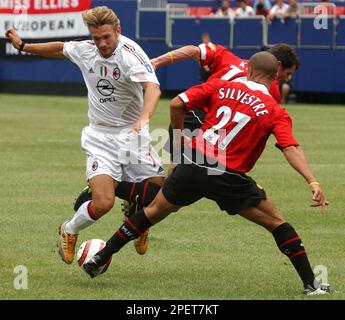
[282,145,329,212]
[5,28,65,59]
[151,45,200,70]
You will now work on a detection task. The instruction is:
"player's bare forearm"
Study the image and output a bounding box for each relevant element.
[170,96,185,130]
[139,82,161,122]
[21,42,65,59]
[151,45,200,69]
[5,27,65,58]
[283,145,328,211]
[283,145,316,183]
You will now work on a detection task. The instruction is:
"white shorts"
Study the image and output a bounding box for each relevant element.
[81,124,165,182]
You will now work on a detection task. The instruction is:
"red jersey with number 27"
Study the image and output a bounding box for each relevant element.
[198,43,281,103]
[179,77,298,173]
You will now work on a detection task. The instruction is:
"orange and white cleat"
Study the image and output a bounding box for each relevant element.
[58,221,78,264]
[134,229,150,255]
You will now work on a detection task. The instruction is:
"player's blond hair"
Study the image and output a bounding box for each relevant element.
[82,6,120,30]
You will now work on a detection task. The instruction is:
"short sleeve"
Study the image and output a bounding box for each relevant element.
[272,108,299,150]
[198,43,216,67]
[269,79,282,103]
[178,79,216,110]
[63,41,82,65]
[128,62,159,85]
[269,5,278,14]
[125,45,160,84]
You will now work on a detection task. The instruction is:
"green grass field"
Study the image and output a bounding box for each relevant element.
[0,93,344,300]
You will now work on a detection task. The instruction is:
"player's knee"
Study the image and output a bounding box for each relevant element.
[92,197,114,216]
[146,176,164,187]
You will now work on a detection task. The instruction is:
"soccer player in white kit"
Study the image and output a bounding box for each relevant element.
[5,6,165,264]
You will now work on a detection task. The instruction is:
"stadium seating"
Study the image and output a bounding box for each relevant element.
[300,3,337,15]
[2,0,345,94]
[137,1,345,49]
[336,6,345,15]
[186,6,213,18]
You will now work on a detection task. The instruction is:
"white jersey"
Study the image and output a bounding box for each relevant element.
[63,35,159,127]
[235,6,255,17]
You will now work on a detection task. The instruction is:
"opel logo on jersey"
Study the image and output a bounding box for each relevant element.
[96,79,115,96]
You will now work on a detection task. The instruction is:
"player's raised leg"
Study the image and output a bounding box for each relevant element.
[116,179,163,215]
[74,178,163,255]
[58,175,118,264]
[117,177,163,255]
[74,179,162,215]
[239,198,330,295]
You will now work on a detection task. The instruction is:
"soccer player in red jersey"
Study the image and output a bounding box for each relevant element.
[84,52,330,295]
[154,43,299,174]
[151,42,299,103]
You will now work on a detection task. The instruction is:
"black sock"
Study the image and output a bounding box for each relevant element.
[116,181,161,207]
[74,181,161,212]
[272,222,316,288]
[96,209,153,265]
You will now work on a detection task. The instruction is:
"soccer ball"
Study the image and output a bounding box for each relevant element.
[77,239,112,275]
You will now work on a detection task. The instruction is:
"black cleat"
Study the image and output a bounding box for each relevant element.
[121,196,139,221]
[74,185,92,211]
[83,255,104,279]
[303,283,331,295]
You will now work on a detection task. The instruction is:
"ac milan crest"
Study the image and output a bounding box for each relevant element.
[113,67,121,80]
[92,161,98,171]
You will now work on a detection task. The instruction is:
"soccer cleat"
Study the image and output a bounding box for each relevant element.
[303,283,331,296]
[320,283,331,293]
[74,185,92,212]
[121,200,131,221]
[58,221,78,264]
[134,229,150,255]
[83,255,104,279]
[121,199,138,221]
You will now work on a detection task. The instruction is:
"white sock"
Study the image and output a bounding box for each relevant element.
[64,200,96,235]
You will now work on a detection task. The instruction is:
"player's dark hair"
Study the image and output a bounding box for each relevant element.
[269,44,300,70]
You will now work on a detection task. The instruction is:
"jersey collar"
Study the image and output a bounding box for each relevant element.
[231,76,271,96]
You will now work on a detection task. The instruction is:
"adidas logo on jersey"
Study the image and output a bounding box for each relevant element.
[89,67,95,73]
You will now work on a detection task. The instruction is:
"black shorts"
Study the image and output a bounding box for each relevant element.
[163,108,206,163]
[162,160,266,215]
